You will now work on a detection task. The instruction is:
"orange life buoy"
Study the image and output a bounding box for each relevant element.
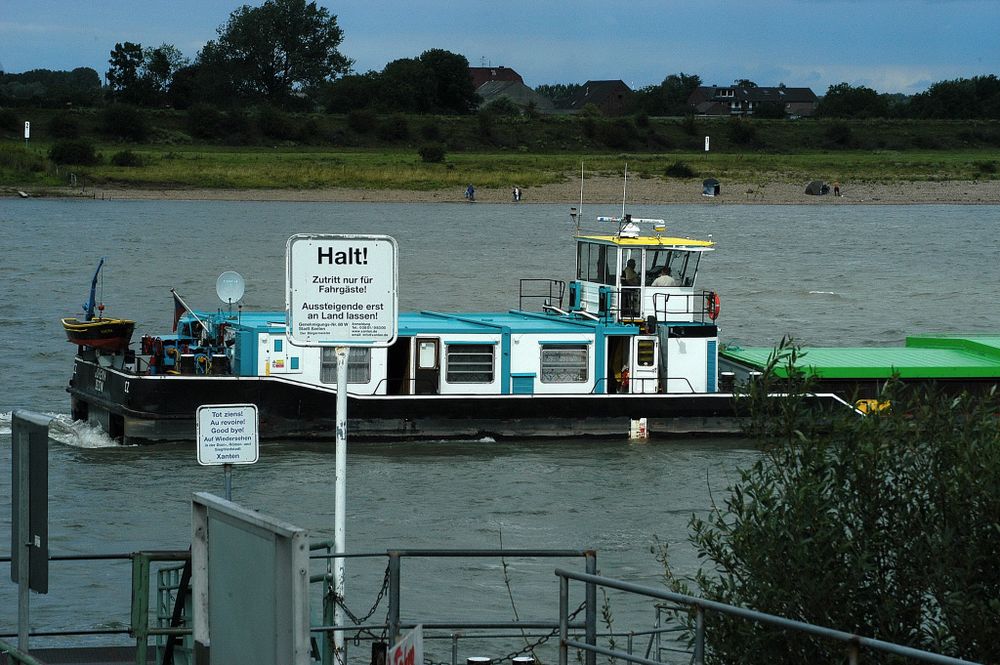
[706,292,721,321]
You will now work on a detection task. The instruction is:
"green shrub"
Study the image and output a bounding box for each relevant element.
[418,143,446,163]
[420,122,442,141]
[257,106,297,141]
[187,103,228,140]
[376,114,409,141]
[48,112,81,139]
[680,114,698,136]
[49,139,98,165]
[727,117,757,145]
[0,143,47,172]
[598,118,636,149]
[347,109,377,133]
[481,97,521,117]
[974,159,998,174]
[110,150,144,167]
[824,122,853,147]
[0,108,19,133]
[99,104,149,142]
[659,339,1000,665]
[664,160,696,178]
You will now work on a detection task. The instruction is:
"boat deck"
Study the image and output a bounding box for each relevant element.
[720,334,1000,379]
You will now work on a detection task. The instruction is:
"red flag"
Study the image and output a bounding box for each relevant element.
[172,290,185,332]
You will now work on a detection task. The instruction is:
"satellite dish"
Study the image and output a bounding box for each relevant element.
[216,271,245,304]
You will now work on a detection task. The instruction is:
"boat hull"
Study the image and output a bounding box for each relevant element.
[62,318,136,351]
[68,356,771,444]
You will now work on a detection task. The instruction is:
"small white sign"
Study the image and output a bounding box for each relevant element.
[24,121,30,139]
[286,233,398,347]
[388,625,423,665]
[196,404,259,465]
[704,135,710,151]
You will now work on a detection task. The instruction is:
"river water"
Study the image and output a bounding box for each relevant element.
[2,200,999,658]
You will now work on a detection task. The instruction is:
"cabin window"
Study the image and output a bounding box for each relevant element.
[320,347,371,384]
[540,345,589,383]
[637,340,656,367]
[273,339,283,352]
[446,344,494,383]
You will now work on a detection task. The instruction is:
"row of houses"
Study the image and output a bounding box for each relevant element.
[468,66,818,117]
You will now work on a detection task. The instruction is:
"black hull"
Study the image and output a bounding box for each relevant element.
[68,357,791,444]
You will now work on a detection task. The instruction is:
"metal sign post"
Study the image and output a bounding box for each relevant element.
[11,410,50,653]
[286,233,398,662]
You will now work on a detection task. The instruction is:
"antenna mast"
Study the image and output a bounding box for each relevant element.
[621,163,628,220]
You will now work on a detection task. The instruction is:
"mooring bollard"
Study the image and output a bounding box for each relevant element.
[513,657,536,665]
[719,371,735,392]
[467,658,491,665]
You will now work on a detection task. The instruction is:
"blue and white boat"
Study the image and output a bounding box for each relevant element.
[67,213,738,444]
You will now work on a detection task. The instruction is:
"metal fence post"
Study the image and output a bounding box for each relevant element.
[388,552,401,645]
[323,543,336,665]
[693,606,705,665]
[584,551,597,665]
[130,553,150,665]
[558,574,568,665]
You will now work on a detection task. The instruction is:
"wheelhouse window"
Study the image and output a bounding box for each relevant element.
[577,242,616,285]
[446,344,494,383]
[320,347,371,384]
[540,344,589,383]
[644,249,701,287]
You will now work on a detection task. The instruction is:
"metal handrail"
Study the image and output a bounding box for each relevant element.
[519,279,566,312]
[555,569,980,665]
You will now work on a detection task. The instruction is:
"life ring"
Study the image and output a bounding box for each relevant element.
[706,291,721,321]
[194,353,211,375]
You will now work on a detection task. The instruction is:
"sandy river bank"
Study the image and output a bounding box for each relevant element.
[7,177,999,204]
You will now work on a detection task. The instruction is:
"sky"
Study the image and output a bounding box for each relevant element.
[2,0,999,95]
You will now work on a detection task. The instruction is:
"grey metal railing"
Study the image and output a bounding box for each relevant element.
[555,568,981,665]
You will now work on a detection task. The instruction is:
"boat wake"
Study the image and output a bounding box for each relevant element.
[48,414,126,448]
[0,411,123,448]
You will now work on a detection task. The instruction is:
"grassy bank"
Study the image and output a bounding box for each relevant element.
[5,144,999,193]
[2,108,999,192]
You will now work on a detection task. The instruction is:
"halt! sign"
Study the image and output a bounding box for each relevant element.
[286,234,398,347]
[388,625,423,665]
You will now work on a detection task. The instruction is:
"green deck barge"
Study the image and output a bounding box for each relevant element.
[719,335,1000,397]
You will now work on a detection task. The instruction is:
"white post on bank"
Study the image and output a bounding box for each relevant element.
[286,234,398,662]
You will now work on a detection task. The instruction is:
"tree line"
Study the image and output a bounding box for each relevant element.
[1,0,999,120]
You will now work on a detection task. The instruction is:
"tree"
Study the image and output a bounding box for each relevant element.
[633,72,702,116]
[534,83,586,109]
[106,42,145,103]
[417,49,479,113]
[201,0,352,104]
[817,82,889,118]
[377,58,436,113]
[909,75,1000,119]
[143,44,188,99]
[659,340,1000,664]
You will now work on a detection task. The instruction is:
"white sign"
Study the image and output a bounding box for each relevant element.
[196,404,259,465]
[24,121,30,139]
[286,234,398,347]
[388,625,423,665]
[704,135,710,151]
